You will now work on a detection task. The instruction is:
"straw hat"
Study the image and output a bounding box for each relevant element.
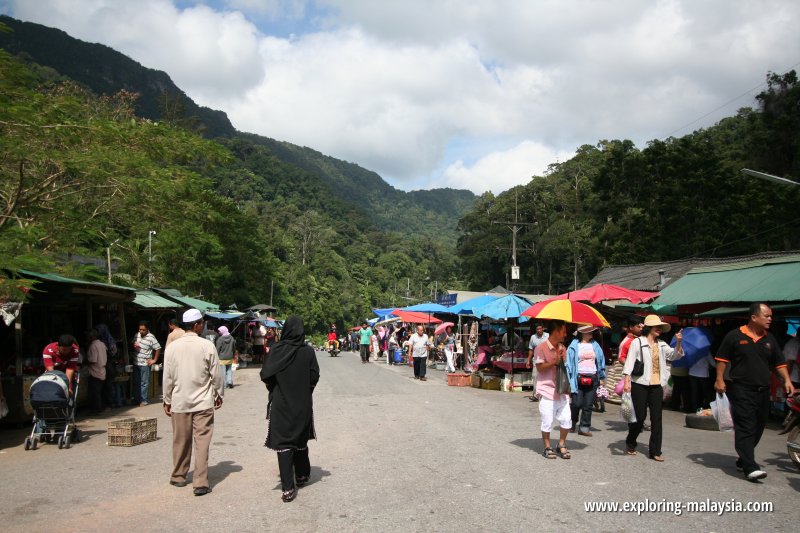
[577,325,598,334]
[643,314,671,332]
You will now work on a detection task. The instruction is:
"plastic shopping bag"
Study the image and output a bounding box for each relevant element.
[710,392,734,432]
[614,379,625,396]
[620,392,637,424]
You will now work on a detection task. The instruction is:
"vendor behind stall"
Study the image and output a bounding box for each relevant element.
[42,334,80,389]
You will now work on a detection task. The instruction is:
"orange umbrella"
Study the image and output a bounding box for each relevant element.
[521,299,610,327]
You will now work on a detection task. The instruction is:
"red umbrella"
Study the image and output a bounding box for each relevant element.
[549,283,659,304]
[391,309,443,324]
[521,299,610,327]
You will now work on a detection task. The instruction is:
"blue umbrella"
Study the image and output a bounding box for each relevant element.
[670,327,713,368]
[403,302,452,313]
[473,294,533,320]
[449,294,500,315]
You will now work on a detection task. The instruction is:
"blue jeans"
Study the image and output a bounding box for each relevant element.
[570,374,598,433]
[223,364,233,387]
[134,365,150,404]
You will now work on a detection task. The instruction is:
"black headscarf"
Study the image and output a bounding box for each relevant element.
[261,316,306,382]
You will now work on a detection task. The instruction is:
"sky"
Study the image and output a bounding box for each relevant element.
[1,0,798,194]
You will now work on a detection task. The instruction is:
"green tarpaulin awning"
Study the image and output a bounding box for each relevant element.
[653,255,800,306]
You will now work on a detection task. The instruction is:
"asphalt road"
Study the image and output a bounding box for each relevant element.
[0,350,797,532]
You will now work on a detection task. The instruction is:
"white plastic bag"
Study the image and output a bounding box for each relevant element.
[620,392,637,424]
[710,392,734,432]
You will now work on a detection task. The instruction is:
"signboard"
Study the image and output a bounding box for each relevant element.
[511,266,520,280]
[437,293,457,307]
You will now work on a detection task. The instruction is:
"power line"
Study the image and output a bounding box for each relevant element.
[664,61,800,139]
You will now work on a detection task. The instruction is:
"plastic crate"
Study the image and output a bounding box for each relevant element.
[447,373,471,387]
[107,417,157,447]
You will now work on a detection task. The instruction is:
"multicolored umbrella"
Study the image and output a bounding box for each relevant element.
[521,299,610,327]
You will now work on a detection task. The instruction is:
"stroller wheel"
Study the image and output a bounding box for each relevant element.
[31,437,38,450]
[24,437,31,451]
[57,436,64,449]
[63,435,71,449]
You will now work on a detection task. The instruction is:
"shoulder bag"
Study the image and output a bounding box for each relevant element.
[630,338,645,377]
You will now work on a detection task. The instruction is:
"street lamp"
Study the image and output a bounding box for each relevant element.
[741,168,800,187]
[148,230,156,287]
[106,238,120,283]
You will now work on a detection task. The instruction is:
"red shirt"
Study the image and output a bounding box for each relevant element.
[618,334,636,364]
[42,342,80,371]
[327,332,337,341]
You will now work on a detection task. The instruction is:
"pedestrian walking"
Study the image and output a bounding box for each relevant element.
[623,315,684,462]
[534,320,572,459]
[714,303,795,481]
[165,318,185,348]
[526,323,549,401]
[566,325,606,437]
[260,316,320,503]
[163,309,224,496]
[408,324,432,381]
[85,328,107,415]
[132,320,161,406]
[358,322,372,363]
[215,326,239,389]
[440,325,457,373]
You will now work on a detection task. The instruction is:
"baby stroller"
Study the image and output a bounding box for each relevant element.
[24,370,80,450]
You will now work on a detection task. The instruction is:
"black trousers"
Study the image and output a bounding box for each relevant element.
[277,448,311,491]
[626,383,663,456]
[88,376,105,413]
[728,382,770,475]
[670,374,691,412]
[413,356,427,378]
[359,344,370,362]
[689,375,714,411]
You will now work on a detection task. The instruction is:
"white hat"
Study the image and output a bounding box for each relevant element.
[577,325,598,334]
[182,308,203,323]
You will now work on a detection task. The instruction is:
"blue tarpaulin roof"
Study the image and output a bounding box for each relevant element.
[206,311,244,320]
[449,294,499,315]
[402,302,453,313]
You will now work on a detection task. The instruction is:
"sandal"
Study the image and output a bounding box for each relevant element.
[556,445,571,459]
[649,455,665,462]
[295,475,309,487]
[625,448,637,456]
[281,487,297,503]
[542,447,557,459]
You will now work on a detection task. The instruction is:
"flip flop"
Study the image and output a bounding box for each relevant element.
[625,448,637,456]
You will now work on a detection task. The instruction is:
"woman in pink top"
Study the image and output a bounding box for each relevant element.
[534,320,572,459]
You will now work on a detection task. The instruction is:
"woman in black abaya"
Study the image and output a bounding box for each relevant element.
[261,316,320,502]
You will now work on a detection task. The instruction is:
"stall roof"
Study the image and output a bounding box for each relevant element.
[133,289,183,309]
[17,269,134,302]
[152,288,219,312]
[206,311,244,320]
[653,255,800,306]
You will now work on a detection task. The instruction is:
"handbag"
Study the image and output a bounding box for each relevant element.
[630,339,645,377]
[555,359,571,395]
[578,374,594,388]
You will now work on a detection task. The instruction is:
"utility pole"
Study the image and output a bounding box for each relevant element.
[106,238,120,283]
[270,279,274,306]
[493,192,536,292]
[147,230,156,287]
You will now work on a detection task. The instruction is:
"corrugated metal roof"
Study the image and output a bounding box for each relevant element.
[585,251,800,291]
[132,290,183,309]
[150,288,220,311]
[653,259,800,306]
[18,269,133,291]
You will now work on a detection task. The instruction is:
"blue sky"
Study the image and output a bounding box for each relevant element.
[2,0,799,194]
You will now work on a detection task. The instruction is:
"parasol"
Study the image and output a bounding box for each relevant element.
[434,322,455,335]
[472,294,532,320]
[522,299,610,327]
[550,284,660,304]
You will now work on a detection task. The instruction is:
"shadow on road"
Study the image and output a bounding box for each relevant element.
[510,438,588,453]
[762,451,800,474]
[305,465,331,487]
[210,460,243,487]
[685,451,743,480]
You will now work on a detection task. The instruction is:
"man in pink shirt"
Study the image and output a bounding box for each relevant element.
[534,320,572,459]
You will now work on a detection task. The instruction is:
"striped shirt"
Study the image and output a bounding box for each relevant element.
[134,332,162,366]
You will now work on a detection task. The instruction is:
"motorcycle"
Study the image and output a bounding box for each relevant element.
[779,393,800,469]
[327,341,339,358]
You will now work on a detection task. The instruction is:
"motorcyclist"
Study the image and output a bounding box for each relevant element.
[326,325,340,351]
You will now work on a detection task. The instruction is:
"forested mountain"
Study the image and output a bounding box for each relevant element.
[0,18,466,336]
[0,15,476,244]
[456,71,800,294]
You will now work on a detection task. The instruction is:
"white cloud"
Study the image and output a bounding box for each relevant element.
[441,141,575,194]
[4,0,800,194]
